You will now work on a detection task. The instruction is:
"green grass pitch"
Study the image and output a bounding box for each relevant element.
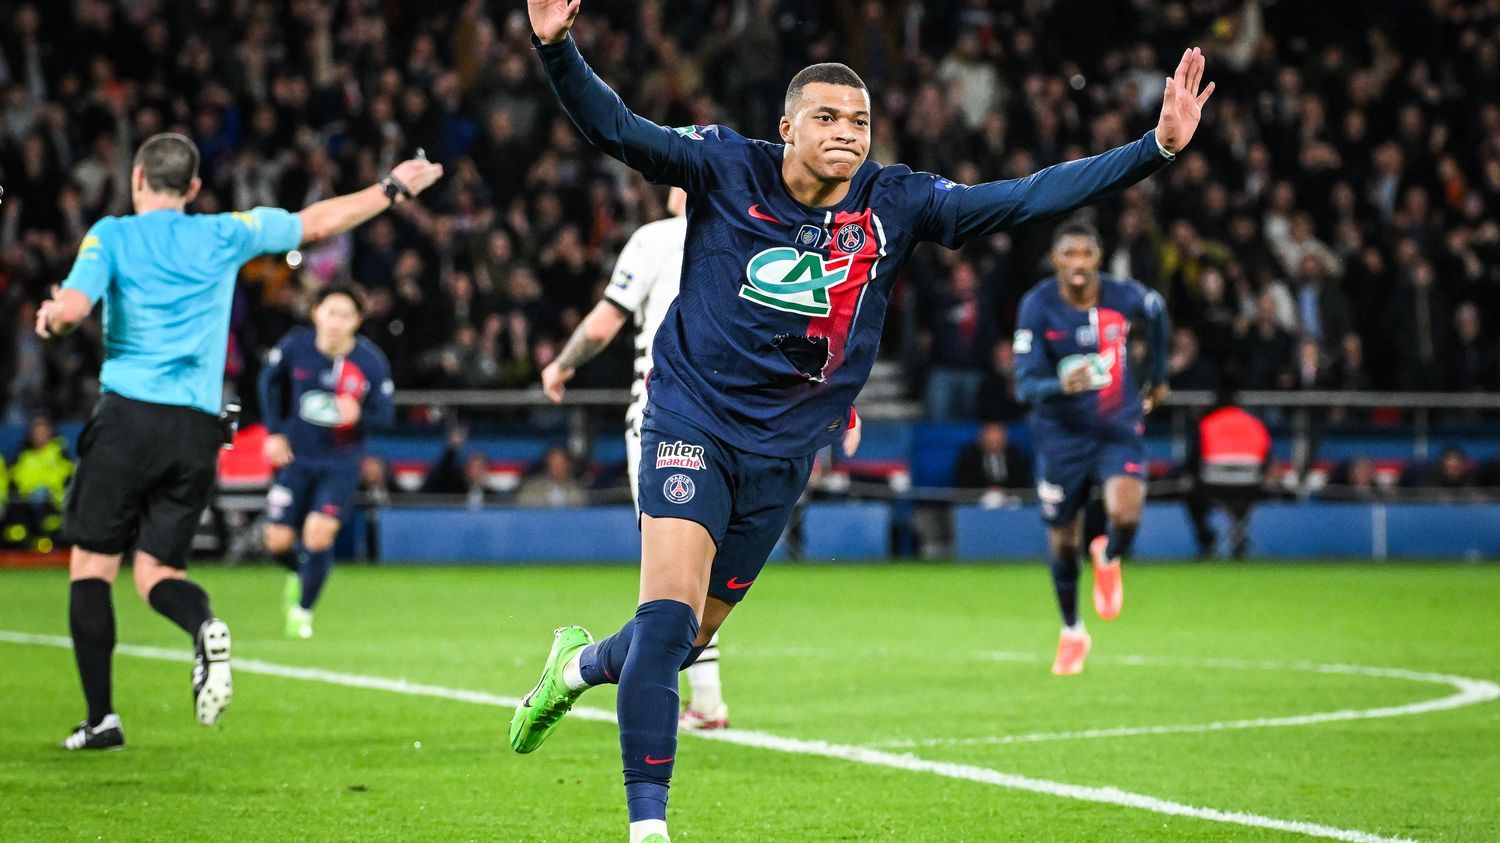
[2,562,1498,841]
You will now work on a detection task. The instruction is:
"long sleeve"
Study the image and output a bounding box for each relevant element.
[920,132,1171,247]
[1141,288,1170,388]
[361,348,397,430]
[533,35,718,190]
[258,342,291,435]
[1014,297,1063,405]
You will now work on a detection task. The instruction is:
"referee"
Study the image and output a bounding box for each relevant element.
[37,133,441,750]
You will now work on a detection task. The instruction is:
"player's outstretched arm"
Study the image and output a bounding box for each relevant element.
[929,49,1213,245]
[296,156,443,245]
[542,300,629,403]
[1140,290,1172,414]
[529,3,712,187]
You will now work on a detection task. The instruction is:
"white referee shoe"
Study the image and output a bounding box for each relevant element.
[193,619,233,726]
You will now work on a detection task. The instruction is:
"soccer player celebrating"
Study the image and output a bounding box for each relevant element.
[511,2,1211,839]
[259,285,394,639]
[1014,222,1170,676]
[541,187,737,730]
[37,133,439,750]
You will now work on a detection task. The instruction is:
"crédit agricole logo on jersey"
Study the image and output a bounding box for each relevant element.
[739,247,853,316]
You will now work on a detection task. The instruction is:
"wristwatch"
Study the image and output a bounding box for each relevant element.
[380,173,413,206]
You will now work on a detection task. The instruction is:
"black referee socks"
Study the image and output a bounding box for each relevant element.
[148,579,213,637]
[69,578,116,727]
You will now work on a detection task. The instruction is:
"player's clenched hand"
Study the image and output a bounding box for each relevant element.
[1061,366,1095,395]
[541,361,574,403]
[1142,383,1170,415]
[264,434,294,467]
[336,395,362,426]
[1155,47,1215,154]
[389,158,444,198]
[528,0,580,44]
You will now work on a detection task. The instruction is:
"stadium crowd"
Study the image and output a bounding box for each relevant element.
[2,0,1499,430]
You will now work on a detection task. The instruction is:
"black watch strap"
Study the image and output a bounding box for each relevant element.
[381,174,413,206]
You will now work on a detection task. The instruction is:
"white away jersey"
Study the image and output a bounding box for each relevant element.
[604,215,686,403]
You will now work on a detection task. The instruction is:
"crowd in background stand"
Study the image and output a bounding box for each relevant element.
[2,0,1499,498]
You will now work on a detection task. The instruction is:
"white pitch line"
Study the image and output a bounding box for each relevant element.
[874,654,1500,749]
[0,630,1431,843]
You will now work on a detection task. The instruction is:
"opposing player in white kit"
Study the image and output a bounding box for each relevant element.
[541,188,732,729]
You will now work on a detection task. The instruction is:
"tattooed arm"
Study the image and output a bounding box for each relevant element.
[541,299,631,402]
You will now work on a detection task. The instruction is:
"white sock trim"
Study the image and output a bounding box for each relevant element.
[561,653,589,691]
[629,818,668,842]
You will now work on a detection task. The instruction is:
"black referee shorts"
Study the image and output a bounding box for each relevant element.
[60,393,221,569]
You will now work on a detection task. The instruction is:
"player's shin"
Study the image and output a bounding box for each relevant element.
[148,579,213,636]
[70,579,117,726]
[1049,552,1082,629]
[618,599,699,829]
[1105,521,1139,561]
[298,545,334,610]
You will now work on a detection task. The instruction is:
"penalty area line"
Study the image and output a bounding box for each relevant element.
[0,630,1424,843]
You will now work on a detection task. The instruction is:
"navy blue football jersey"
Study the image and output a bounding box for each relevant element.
[1014,275,1169,452]
[537,35,1172,457]
[257,327,395,466]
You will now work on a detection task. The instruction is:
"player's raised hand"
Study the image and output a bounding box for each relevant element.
[540,361,574,403]
[1155,47,1215,155]
[389,157,444,198]
[528,0,580,44]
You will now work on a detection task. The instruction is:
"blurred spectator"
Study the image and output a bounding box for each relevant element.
[953,422,1031,499]
[1423,446,1476,493]
[974,340,1025,423]
[1168,327,1219,391]
[1291,253,1352,348]
[1446,302,1490,392]
[1330,457,1390,501]
[2,415,73,547]
[517,445,585,508]
[358,455,396,508]
[1237,291,1296,390]
[922,260,987,421]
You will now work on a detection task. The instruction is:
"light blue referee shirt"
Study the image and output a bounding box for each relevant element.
[61,207,303,415]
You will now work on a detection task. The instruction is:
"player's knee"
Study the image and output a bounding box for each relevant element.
[301,518,340,553]
[264,526,294,555]
[132,558,184,601]
[1109,511,1141,533]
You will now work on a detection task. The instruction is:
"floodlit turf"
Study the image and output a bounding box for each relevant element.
[2,562,1498,842]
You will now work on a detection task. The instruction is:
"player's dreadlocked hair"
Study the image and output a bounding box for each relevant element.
[133,133,200,196]
[784,63,868,115]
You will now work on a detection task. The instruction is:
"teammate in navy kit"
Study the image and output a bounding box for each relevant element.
[1015,222,1170,676]
[258,285,394,639]
[510,3,1213,839]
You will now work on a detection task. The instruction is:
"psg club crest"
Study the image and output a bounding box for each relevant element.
[664,474,696,504]
[836,222,866,253]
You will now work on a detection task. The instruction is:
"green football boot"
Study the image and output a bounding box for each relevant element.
[508,626,594,753]
[283,574,312,638]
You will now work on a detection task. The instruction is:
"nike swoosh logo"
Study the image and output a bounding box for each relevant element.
[725,577,754,590]
[644,755,674,765]
[747,204,782,224]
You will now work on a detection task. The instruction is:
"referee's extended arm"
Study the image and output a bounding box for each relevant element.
[36,155,443,339]
[295,156,443,244]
